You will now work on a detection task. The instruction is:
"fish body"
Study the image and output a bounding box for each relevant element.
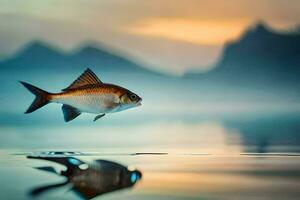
[53,84,131,114]
[20,68,142,122]
[28,156,142,199]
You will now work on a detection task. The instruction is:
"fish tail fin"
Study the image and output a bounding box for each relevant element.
[20,81,51,114]
[29,181,69,197]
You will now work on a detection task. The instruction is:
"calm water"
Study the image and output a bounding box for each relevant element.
[0,111,300,200]
[0,150,300,200]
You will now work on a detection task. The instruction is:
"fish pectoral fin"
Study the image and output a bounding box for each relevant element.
[62,104,81,122]
[94,114,105,122]
[34,166,58,175]
[103,100,120,109]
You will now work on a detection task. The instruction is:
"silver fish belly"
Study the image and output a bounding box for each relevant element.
[53,93,120,114]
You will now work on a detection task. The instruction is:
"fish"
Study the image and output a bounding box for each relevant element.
[20,68,142,122]
[27,155,142,199]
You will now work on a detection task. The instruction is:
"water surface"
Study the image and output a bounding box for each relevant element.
[0,150,300,200]
[1,112,300,200]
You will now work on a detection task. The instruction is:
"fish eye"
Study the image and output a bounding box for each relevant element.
[130,94,137,100]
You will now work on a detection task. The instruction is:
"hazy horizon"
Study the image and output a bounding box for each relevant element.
[0,21,299,76]
[1,0,299,74]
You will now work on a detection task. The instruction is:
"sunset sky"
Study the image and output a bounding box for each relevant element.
[0,0,299,74]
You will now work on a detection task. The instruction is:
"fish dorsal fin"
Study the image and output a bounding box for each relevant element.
[62,68,102,91]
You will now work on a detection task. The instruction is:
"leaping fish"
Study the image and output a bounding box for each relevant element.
[20,68,142,122]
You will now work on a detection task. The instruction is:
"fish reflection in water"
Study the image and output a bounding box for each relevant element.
[27,156,142,199]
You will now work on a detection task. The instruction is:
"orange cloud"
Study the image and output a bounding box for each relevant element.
[126,18,253,45]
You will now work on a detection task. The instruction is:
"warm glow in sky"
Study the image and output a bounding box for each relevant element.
[127,19,251,45]
[0,0,299,74]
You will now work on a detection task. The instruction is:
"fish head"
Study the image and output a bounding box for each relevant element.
[129,169,142,184]
[119,91,142,110]
[120,169,142,187]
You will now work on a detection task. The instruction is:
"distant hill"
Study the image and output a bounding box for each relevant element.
[0,40,162,76]
[185,23,300,89]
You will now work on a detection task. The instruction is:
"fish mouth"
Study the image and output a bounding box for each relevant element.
[136,99,142,106]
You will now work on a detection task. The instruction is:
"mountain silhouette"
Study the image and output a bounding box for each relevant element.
[185,23,300,89]
[0,40,160,76]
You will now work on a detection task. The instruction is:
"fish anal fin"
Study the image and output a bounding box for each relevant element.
[62,68,102,91]
[94,114,105,122]
[62,104,81,122]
